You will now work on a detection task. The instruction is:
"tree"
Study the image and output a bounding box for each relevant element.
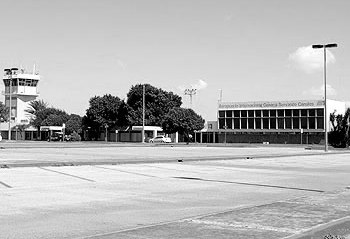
[126,84,182,126]
[329,108,350,148]
[25,100,82,139]
[115,100,132,127]
[31,108,68,128]
[161,107,205,142]
[26,99,49,137]
[0,101,8,122]
[65,114,82,135]
[25,99,49,118]
[83,94,122,136]
[41,110,70,126]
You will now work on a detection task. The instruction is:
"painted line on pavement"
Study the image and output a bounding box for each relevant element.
[173,177,325,193]
[0,181,12,188]
[93,166,158,178]
[38,167,95,182]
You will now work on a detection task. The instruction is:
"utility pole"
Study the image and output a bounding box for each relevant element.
[184,88,197,108]
[142,84,145,143]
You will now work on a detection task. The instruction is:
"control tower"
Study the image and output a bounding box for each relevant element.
[3,67,40,124]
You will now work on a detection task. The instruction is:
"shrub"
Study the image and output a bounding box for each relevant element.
[70,132,81,141]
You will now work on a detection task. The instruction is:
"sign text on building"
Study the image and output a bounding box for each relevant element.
[219,100,324,110]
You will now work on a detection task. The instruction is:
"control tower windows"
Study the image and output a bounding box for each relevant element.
[18,79,38,86]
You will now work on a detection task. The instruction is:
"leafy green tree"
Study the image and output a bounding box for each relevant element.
[83,94,122,139]
[0,101,8,122]
[25,100,82,139]
[25,99,48,118]
[26,99,49,137]
[329,108,350,148]
[161,107,205,141]
[31,107,68,130]
[41,110,70,126]
[65,114,82,135]
[126,84,182,126]
[115,100,132,127]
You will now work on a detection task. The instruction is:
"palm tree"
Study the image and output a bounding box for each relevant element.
[25,100,49,140]
[25,99,48,116]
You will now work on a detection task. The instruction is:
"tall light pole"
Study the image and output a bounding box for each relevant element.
[184,88,197,107]
[4,68,18,141]
[142,84,145,143]
[312,43,338,152]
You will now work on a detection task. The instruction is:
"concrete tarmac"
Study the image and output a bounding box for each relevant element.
[0,141,345,167]
[1,143,350,238]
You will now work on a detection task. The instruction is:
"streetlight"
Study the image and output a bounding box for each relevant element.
[142,84,145,143]
[184,88,197,108]
[4,67,18,141]
[312,43,338,152]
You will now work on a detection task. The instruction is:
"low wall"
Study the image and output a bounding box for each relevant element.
[195,132,323,144]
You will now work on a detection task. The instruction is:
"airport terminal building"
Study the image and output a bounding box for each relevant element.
[196,99,346,144]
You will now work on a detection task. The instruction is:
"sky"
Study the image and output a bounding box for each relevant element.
[1,0,349,121]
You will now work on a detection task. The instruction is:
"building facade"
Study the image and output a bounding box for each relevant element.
[196,99,346,144]
[1,67,40,140]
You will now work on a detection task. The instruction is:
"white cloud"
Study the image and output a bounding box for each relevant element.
[303,84,337,97]
[288,45,336,73]
[191,79,208,90]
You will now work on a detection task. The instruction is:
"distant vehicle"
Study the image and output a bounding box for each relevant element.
[49,132,63,141]
[149,135,171,143]
[64,135,72,141]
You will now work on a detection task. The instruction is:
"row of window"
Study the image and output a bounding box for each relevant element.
[4,79,39,87]
[218,109,324,118]
[218,117,324,130]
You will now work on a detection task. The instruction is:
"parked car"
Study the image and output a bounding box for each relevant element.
[64,135,72,141]
[49,132,63,141]
[149,135,172,143]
